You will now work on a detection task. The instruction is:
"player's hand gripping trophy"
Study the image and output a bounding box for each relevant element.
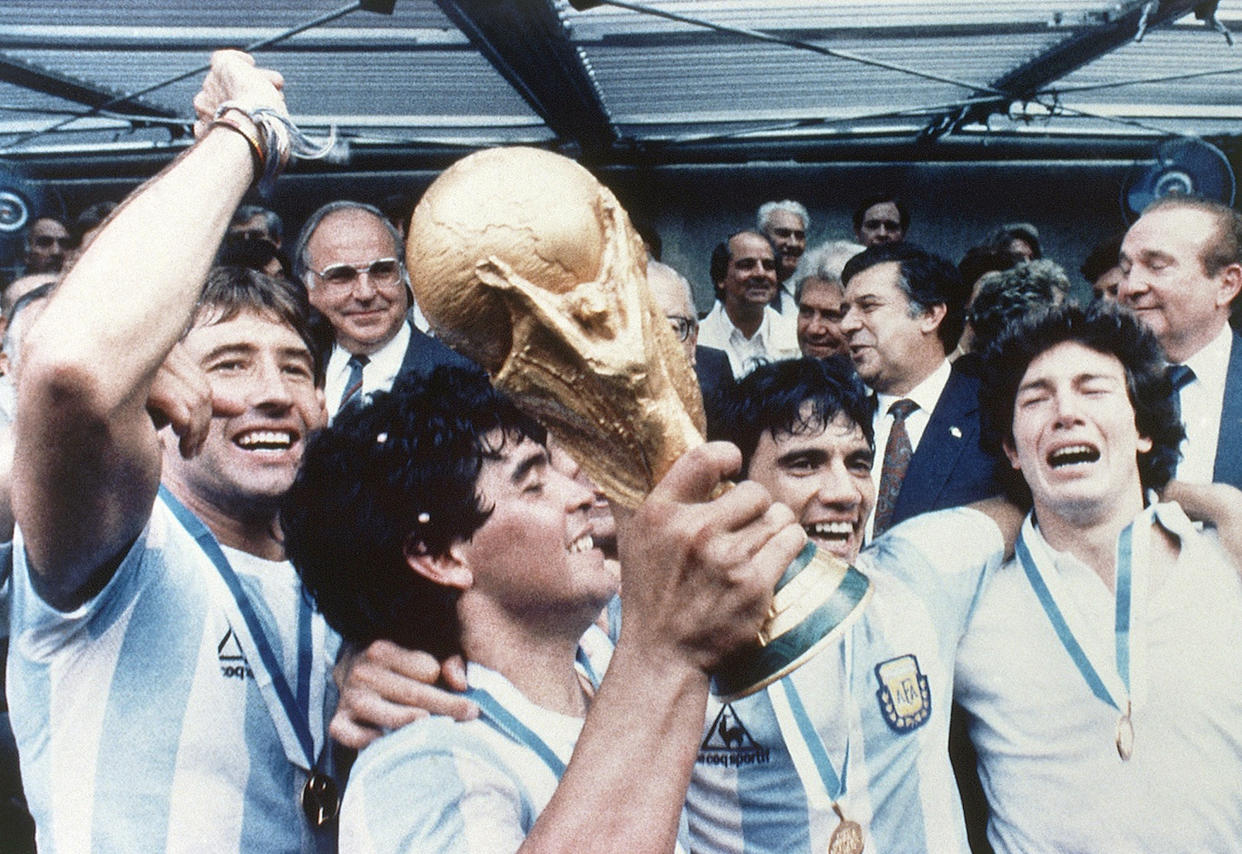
[407,147,870,698]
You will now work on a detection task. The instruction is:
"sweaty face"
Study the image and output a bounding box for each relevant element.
[747,409,874,563]
[163,309,326,515]
[840,261,944,395]
[763,210,807,281]
[305,209,409,356]
[722,233,778,313]
[1006,341,1150,526]
[1118,206,1240,363]
[456,433,616,618]
[25,218,71,273]
[855,203,904,247]
[796,277,848,358]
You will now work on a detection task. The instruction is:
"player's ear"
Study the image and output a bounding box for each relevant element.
[404,534,472,591]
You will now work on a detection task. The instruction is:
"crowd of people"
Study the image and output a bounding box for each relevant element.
[1,49,1241,854]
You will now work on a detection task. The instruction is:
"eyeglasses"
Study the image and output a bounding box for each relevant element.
[309,257,403,291]
[771,228,805,241]
[666,315,697,343]
[32,234,73,249]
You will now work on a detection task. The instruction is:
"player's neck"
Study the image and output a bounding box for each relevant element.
[461,606,592,718]
[167,481,285,561]
[1033,489,1144,591]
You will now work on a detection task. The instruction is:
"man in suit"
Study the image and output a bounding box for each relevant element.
[839,242,1004,538]
[1118,194,1242,488]
[292,200,475,422]
[646,260,734,426]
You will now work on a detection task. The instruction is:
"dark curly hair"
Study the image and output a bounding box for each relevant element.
[281,366,545,658]
[710,354,875,477]
[979,302,1184,504]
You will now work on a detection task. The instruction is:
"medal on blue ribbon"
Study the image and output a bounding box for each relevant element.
[1018,517,1142,761]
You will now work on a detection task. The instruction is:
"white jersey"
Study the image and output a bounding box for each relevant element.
[6,491,339,853]
[956,502,1242,853]
[689,508,1004,853]
[341,627,689,854]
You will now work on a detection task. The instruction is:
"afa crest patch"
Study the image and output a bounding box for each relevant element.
[874,654,931,733]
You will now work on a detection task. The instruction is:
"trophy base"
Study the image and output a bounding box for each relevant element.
[711,541,872,702]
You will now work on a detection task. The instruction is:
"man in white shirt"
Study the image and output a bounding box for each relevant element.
[838,242,1003,538]
[958,299,1242,853]
[698,230,799,379]
[291,200,473,421]
[1118,194,1242,488]
[757,200,810,315]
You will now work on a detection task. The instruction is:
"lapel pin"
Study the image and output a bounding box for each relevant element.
[950,426,962,438]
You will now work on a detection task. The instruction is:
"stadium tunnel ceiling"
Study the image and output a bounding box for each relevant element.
[3,0,1242,174]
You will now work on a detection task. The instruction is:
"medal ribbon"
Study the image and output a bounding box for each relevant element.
[768,676,849,811]
[1016,520,1134,711]
[160,486,322,772]
[465,687,568,777]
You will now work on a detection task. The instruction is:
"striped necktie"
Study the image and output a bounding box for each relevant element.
[339,354,369,410]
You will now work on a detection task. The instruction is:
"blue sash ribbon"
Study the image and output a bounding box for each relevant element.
[1016,521,1134,711]
[465,687,568,777]
[160,486,321,771]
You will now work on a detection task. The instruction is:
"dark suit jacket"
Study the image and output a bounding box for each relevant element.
[889,365,1005,527]
[1212,331,1242,489]
[695,345,735,431]
[397,322,481,380]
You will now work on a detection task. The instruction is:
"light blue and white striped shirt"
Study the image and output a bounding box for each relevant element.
[340,626,689,854]
[688,507,1003,853]
[7,492,339,853]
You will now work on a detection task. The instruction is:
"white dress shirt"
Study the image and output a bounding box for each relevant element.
[324,320,411,421]
[1173,322,1230,483]
[698,302,800,379]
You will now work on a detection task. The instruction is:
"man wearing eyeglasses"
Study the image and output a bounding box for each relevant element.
[646,260,733,427]
[22,216,72,275]
[292,200,475,421]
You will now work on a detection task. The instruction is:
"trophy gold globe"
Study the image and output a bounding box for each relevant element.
[407,147,871,699]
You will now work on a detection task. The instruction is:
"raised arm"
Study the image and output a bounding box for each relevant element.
[13,51,284,609]
[522,442,803,853]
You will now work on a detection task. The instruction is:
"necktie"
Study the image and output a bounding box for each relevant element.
[873,398,918,536]
[339,354,369,409]
[1167,363,1195,424]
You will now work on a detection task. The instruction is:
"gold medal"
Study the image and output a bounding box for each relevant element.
[1116,702,1134,761]
[301,771,340,828]
[828,802,865,854]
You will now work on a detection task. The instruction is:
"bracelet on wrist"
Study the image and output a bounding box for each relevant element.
[206,116,265,183]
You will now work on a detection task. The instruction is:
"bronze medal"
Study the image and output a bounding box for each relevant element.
[828,803,865,854]
[1116,706,1134,761]
[301,772,340,828]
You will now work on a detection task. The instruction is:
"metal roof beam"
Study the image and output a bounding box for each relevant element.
[925,0,1204,138]
[435,0,617,159]
[0,51,179,122]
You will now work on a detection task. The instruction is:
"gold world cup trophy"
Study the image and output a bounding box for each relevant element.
[407,147,870,698]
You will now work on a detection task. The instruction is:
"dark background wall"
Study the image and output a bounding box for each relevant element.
[24,158,1136,306]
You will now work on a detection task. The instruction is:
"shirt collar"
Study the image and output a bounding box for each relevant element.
[876,356,951,417]
[328,318,411,382]
[1180,322,1233,394]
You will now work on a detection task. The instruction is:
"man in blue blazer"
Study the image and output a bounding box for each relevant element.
[1119,195,1242,489]
[839,242,1004,538]
[292,200,476,421]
